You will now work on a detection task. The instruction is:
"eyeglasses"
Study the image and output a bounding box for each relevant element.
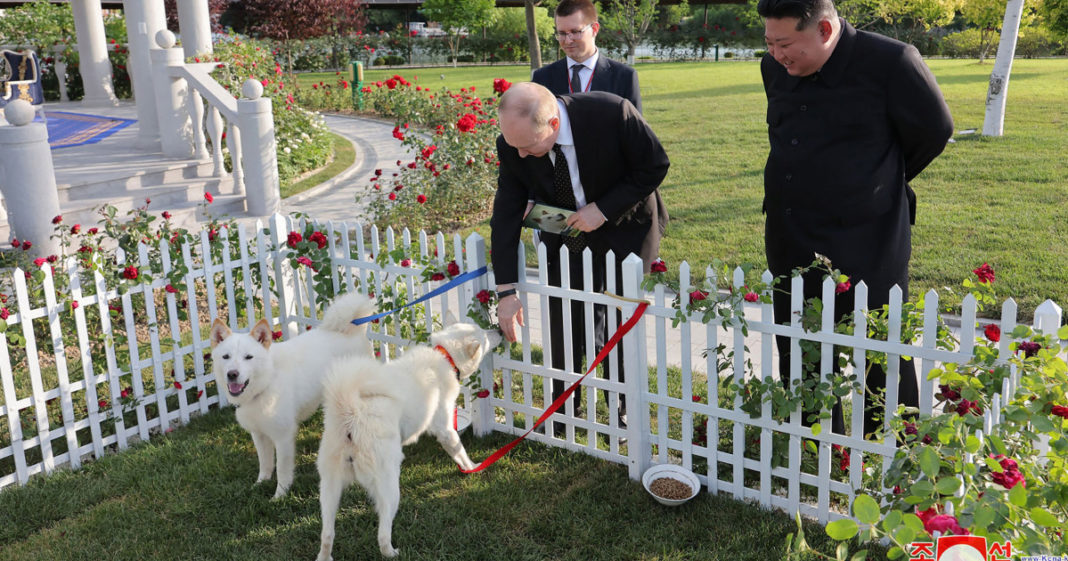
[554,23,592,41]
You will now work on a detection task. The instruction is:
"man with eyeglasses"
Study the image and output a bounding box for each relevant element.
[532,0,641,113]
[758,0,953,439]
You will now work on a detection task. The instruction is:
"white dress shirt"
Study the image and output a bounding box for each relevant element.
[565,50,599,94]
[547,99,587,208]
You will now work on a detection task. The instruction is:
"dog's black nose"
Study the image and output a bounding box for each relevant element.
[227,370,239,381]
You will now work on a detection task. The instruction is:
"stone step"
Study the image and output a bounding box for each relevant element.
[56,159,221,196]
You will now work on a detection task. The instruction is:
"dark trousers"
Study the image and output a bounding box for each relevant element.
[772,269,918,438]
[547,248,627,429]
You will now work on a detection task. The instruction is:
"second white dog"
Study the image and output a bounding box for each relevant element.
[210,291,376,499]
[315,322,500,559]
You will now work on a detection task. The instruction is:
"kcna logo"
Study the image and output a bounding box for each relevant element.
[907,536,1013,561]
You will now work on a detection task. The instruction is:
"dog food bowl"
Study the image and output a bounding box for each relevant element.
[642,464,700,506]
[454,409,472,433]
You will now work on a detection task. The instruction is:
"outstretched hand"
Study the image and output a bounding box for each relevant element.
[497,295,524,342]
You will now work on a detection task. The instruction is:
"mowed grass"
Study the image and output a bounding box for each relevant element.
[0,406,850,561]
[305,59,1068,316]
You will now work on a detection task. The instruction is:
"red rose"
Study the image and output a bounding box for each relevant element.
[165,284,178,294]
[10,238,18,248]
[121,387,131,398]
[272,330,283,341]
[938,384,960,401]
[743,291,759,303]
[388,192,397,201]
[430,272,446,281]
[52,214,63,224]
[0,308,8,320]
[400,259,411,267]
[447,261,460,277]
[309,231,327,249]
[493,78,512,94]
[71,224,81,234]
[287,231,303,248]
[973,263,995,284]
[21,240,31,250]
[204,192,214,203]
[296,256,314,268]
[1017,341,1041,357]
[88,227,98,235]
[34,257,47,267]
[476,290,492,304]
[989,454,1026,489]
[122,266,139,280]
[689,290,708,303]
[835,280,851,294]
[98,399,109,408]
[72,301,79,309]
[1051,405,1068,418]
[173,381,183,390]
[924,514,969,536]
[416,194,427,204]
[421,145,437,159]
[476,389,490,398]
[983,323,1001,342]
[650,259,668,273]
[456,113,478,132]
[163,211,172,219]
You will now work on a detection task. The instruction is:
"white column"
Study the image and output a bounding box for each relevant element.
[149,30,194,158]
[122,0,166,145]
[71,0,119,106]
[0,102,63,258]
[177,0,213,58]
[237,80,280,216]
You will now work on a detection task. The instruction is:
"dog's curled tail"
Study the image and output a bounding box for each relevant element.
[319,291,377,336]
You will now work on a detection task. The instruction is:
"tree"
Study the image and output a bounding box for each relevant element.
[421,0,496,67]
[0,0,75,52]
[1039,0,1068,37]
[961,0,1036,62]
[525,0,543,71]
[233,0,365,72]
[164,0,233,33]
[599,0,660,65]
[983,0,1026,135]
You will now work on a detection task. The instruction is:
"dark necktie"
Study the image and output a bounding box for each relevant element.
[552,144,585,253]
[570,64,583,93]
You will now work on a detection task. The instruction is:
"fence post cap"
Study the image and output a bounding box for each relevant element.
[242,78,263,100]
[155,29,176,49]
[3,99,34,126]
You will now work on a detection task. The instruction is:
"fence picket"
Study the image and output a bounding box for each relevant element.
[65,256,105,459]
[40,264,79,469]
[138,243,172,432]
[14,268,55,474]
[0,283,28,484]
[159,240,191,423]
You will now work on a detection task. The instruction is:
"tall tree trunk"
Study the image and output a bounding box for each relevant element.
[525,0,542,72]
[627,43,636,65]
[982,0,1025,136]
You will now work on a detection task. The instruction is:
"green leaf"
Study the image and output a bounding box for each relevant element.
[1057,325,1068,340]
[935,477,962,495]
[825,519,859,541]
[919,447,941,478]
[1009,481,1027,507]
[887,546,904,560]
[882,509,902,531]
[911,480,934,497]
[973,505,996,528]
[988,434,1007,455]
[984,456,1004,472]
[851,551,868,561]
[965,435,981,454]
[901,513,926,533]
[1030,507,1060,527]
[811,423,822,436]
[836,542,850,561]
[852,495,881,525]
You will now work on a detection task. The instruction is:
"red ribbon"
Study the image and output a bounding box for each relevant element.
[460,301,648,474]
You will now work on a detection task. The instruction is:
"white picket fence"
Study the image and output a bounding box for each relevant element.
[1,217,1064,528]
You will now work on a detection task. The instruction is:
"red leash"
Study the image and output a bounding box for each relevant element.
[459,301,649,473]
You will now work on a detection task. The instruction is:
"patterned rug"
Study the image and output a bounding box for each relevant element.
[44,111,136,149]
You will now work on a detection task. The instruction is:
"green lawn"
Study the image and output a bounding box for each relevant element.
[281,132,356,199]
[0,406,851,561]
[304,59,1068,316]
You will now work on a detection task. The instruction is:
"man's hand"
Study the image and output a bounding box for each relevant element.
[497,294,525,342]
[565,203,607,232]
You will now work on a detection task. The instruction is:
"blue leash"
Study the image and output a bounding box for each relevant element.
[351,266,489,326]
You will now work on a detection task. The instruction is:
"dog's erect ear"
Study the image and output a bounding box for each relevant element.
[463,337,483,363]
[210,319,231,349]
[250,319,273,349]
[443,311,458,326]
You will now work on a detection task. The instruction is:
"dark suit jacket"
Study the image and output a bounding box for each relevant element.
[491,92,669,286]
[761,19,952,300]
[532,55,642,114]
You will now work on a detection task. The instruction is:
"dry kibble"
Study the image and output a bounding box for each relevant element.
[649,477,693,500]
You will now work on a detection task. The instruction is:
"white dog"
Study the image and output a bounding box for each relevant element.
[210,291,376,499]
[315,322,501,559]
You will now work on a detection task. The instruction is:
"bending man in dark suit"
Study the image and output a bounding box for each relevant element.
[532,0,641,113]
[491,82,669,437]
[758,0,953,438]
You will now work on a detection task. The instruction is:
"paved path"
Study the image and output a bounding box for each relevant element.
[282,114,412,223]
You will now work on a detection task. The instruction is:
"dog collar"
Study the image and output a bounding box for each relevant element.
[434,345,462,379]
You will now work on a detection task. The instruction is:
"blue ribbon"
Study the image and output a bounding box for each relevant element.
[351,266,489,326]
